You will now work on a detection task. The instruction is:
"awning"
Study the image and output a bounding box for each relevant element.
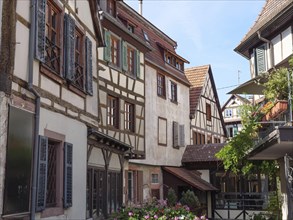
[248,126,293,160]
[228,74,267,95]
[162,167,218,191]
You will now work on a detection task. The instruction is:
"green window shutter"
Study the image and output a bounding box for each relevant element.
[35,0,46,62]
[179,124,185,147]
[64,14,76,81]
[36,135,48,212]
[122,41,128,71]
[85,36,93,95]
[173,121,179,147]
[136,50,140,78]
[255,46,266,76]
[104,30,111,62]
[64,142,73,208]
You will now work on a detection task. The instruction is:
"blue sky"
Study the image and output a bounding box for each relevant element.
[124,0,265,105]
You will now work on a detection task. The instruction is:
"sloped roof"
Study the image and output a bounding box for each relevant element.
[221,94,251,111]
[117,2,190,86]
[185,65,209,115]
[235,0,293,57]
[163,167,218,191]
[182,143,225,163]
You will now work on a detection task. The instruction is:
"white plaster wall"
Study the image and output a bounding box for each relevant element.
[282,27,292,60]
[88,147,105,168]
[39,108,87,220]
[14,21,29,82]
[137,64,190,166]
[76,1,95,34]
[16,0,30,22]
[0,0,3,46]
[197,170,210,183]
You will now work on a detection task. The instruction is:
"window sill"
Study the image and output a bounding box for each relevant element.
[40,64,64,85]
[41,207,64,218]
[68,84,87,98]
[157,95,166,100]
[170,100,178,105]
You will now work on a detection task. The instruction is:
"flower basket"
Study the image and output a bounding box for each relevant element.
[263,100,288,121]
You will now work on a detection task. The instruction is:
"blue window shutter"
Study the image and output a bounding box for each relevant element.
[122,41,128,71]
[64,14,75,81]
[64,142,73,208]
[136,50,140,78]
[104,30,111,62]
[36,135,48,212]
[85,36,93,95]
[35,0,46,62]
[255,46,266,75]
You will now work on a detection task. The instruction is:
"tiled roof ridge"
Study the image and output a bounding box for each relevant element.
[185,64,210,71]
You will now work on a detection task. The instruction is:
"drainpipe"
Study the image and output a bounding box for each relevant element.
[257,31,275,69]
[29,0,41,219]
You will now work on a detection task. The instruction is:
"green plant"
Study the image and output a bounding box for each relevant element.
[166,187,177,207]
[180,190,200,209]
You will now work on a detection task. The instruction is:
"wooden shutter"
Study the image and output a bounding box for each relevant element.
[179,124,185,147]
[122,41,128,71]
[36,135,48,212]
[137,171,143,204]
[64,142,73,208]
[85,36,93,95]
[136,50,140,78]
[104,30,111,62]
[173,121,179,147]
[255,46,266,75]
[35,0,46,62]
[64,14,75,81]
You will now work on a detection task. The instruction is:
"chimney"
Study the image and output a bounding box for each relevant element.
[138,0,143,15]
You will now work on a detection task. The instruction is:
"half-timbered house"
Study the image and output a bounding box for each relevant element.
[87,0,151,217]
[0,0,105,219]
[233,0,293,219]
[113,1,192,205]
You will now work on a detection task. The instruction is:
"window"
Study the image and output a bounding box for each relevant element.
[44,0,62,75]
[157,73,166,98]
[143,30,150,43]
[126,170,143,205]
[73,27,84,90]
[254,45,266,76]
[36,135,72,215]
[207,135,212,144]
[193,131,205,145]
[111,36,120,66]
[107,0,116,17]
[173,122,185,148]
[35,4,93,95]
[206,103,211,121]
[127,46,135,75]
[170,81,177,103]
[158,117,167,146]
[151,174,159,184]
[164,51,184,71]
[107,95,119,128]
[225,109,232,118]
[128,24,135,33]
[125,102,135,132]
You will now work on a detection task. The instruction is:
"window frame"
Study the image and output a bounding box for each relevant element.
[107,95,120,129]
[225,109,233,118]
[127,46,135,76]
[170,81,177,103]
[206,103,212,121]
[124,102,135,132]
[157,73,166,98]
[151,174,159,184]
[42,0,63,78]
[111,35,120,67]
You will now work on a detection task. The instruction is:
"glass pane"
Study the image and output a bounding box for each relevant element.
[3,106,34,214]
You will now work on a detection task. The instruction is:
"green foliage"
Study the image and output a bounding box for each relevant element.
[180,190,200,209]
[263,67,293,101]
[166,187,177,207]
[216,103,278,175]
[266,191,282,219]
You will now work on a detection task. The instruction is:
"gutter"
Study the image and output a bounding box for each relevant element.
[257,31,275,69]
[29,1,40,219]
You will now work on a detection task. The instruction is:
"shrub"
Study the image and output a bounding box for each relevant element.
[180,190,200,210]
[166,188,177,206]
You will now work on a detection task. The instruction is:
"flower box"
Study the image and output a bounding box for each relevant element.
[263,100,288,121]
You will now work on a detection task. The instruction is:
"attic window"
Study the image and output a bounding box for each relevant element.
[143,30,150,43]
[164,51,184,71]
[128,24,135,33]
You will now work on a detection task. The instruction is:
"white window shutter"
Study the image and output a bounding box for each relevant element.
[168,80,172,100]
[173,121,179,147]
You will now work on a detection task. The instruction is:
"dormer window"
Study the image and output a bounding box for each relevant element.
[107,0,116,17]
[143,30,150,43]
[128,24,135,33]
[164,51,184,71]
